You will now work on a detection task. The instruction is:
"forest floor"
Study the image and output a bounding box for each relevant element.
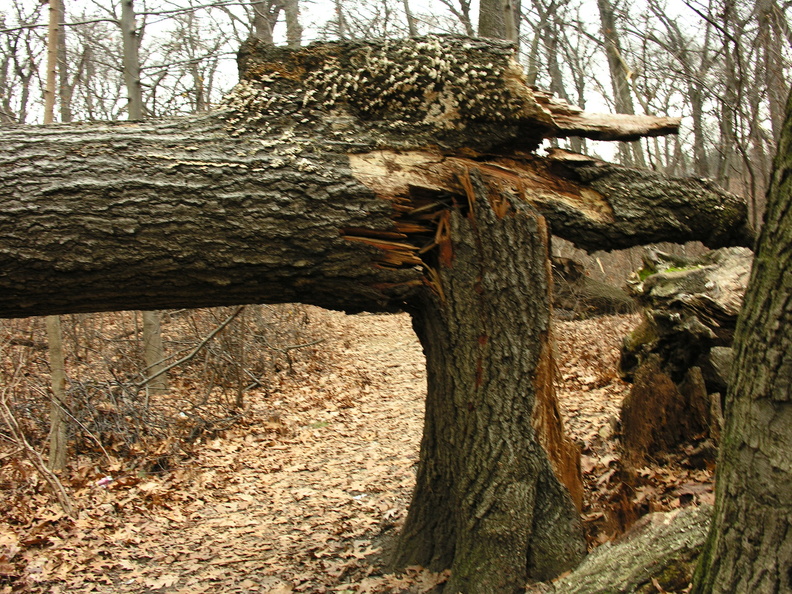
[0,309,714,593]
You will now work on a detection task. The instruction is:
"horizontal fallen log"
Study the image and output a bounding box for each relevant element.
[0,36,751,318]
[537,505,712,593]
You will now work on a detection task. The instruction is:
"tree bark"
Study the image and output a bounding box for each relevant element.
[402,0,419,36]
[283,0,302,48]
[121,0,144,120]
[0,36,755,592]
[46,314,68,471]
[250,0,281,44]
[43,0,68,473]
[394,170,585,591]
[120,7,169,399]
[691,87,792,593]
[596,0,645,167]
[549,505,712,594]
[44,0,60,123]
[478,0,521,43]
[0,120,750,318]
[56,0,72,124]
[142,310,168,398]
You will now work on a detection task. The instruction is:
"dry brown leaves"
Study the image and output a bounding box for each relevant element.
[1,310,714,592]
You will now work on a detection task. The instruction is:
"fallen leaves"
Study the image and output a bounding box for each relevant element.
[0,309,714,592]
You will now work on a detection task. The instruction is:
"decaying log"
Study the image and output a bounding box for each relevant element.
[619,247,752,464]
[539,504,712,593]
[552,256,636,317]
[0,36,750,319]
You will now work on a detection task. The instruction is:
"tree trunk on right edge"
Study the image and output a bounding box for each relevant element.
[393,170,585,593]
[691,88,792,593]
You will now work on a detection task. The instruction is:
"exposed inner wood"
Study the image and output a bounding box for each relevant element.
[345,150,616,284]
[533,89,682,141]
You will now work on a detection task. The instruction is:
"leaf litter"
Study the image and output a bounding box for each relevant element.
[1,310,713,592]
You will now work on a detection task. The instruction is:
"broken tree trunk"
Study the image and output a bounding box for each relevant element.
[0,36,752,592]
[394,170,585,589]
[619,247,753,466]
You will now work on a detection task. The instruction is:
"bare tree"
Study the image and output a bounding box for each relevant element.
[0,0,45,124]
[479,0,521,42]
[284,0,301,47]
[120,0,144,119]
[596,0,646,166]
[437,0,475,35]
[41,0,69,472]
[402,0,418,36]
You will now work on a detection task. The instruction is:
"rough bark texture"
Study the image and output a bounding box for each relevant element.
[619,247,752,462]
[541,150,752,251]
[621,247,752,383]
[394,170,585,592]
[0,115,418,317]
[0,38,751,319]
[545,505,712,593]
[692,89,792,593]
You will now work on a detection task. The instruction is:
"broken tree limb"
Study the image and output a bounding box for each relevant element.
[533,89,683,141]
[0,36,751,319]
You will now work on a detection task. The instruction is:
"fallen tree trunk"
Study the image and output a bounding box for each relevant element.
[0,130,751,318]
[0,38,751,319]
[0,35,753,592]
[542,504,712,593]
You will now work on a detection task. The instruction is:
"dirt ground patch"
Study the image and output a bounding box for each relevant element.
[1,309,712,592]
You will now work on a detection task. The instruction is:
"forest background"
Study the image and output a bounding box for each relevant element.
[0,0,790,589]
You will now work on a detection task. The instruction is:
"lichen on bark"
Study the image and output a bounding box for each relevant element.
[231,35,556,153]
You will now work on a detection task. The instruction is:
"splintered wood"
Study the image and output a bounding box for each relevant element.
[340,236,423,267]
[344,149,621,305]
